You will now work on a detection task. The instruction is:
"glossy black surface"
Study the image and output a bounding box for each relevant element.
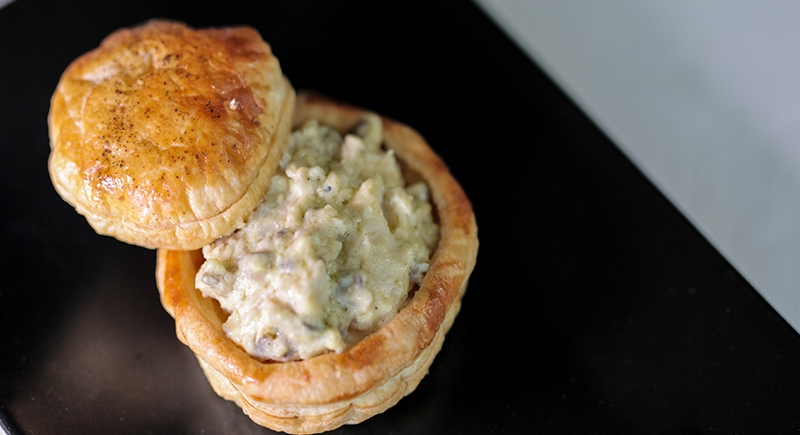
[2,0,800,433]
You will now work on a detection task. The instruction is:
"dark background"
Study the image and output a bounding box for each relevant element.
[2,0,800,433]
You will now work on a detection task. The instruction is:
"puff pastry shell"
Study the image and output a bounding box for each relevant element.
[156,93,479,433]
[48,20,295,250]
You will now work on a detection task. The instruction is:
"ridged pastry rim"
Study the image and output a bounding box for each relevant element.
[155,92,478,433]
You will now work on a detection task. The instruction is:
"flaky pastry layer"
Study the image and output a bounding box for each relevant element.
[48,20,295,250]
[156,93,478,433]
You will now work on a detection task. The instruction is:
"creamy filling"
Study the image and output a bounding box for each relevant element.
[196,116,439,362]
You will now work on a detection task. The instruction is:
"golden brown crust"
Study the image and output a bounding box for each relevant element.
[156,93,479,433]
[48,20,295,249]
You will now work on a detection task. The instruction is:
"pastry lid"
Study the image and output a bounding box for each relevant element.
[48,20,295,250]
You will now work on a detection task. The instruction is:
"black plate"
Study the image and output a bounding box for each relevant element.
[2,1,800,433]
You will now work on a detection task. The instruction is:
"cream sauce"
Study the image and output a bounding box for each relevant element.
[196,116,438,361]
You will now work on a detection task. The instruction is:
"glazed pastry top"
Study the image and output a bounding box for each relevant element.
[48,20,294,249]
